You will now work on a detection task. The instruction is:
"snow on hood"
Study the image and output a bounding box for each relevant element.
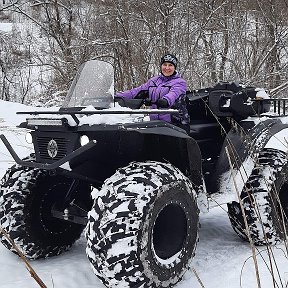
[78,104,149,126]
[22,103,150,126]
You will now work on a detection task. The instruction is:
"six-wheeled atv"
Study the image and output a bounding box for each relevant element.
[0,59,288,287]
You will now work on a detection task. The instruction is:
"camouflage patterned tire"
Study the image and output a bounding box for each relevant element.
[0,160,87,259]
[86,161,199,288]
[228,148,288,245]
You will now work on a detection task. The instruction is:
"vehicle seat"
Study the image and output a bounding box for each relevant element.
[189,121,221,140]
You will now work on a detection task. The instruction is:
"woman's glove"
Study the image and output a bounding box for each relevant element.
[157,98,169,108]
[135,90,149,99]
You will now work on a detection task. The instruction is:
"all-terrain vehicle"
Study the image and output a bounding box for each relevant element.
[0,60,288,287]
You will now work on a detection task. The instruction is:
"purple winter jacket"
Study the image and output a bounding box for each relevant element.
[116,73,187,122]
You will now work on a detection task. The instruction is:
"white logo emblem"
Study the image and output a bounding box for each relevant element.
[47,139,58,158]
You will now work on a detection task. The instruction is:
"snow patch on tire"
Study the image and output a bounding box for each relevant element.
[228,148,288,245]
[86,161,199,287]
[0,160,84,259]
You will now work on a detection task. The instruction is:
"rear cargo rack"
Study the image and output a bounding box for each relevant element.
[254,98,288,116]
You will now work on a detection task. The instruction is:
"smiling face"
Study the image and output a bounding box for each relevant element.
[161,62,175,77]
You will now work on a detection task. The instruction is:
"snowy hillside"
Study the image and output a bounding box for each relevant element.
[0,100,288,288]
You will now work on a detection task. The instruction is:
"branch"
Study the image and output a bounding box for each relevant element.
[270,80,288,96]
[11,4,49,34]
[0,226,47,288]
[250,30,288,81]
[182,0,230,75]
[225,147,262,288]
[0,0,19,12]
[67,38,129,49]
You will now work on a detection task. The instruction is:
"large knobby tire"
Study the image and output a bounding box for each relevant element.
[227,148,288,245]
[86,161,199,288]
[0,161,88,259]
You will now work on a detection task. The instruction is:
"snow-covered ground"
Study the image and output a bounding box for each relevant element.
[0,100,288,288]
[0,23,13,33]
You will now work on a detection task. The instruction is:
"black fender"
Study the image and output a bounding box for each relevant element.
[212,117,288,194]
[1,120,204,192]
[121,123,204,190]
[72,122,204,191]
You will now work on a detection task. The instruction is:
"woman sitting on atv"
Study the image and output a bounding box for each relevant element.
[116,54,190,133]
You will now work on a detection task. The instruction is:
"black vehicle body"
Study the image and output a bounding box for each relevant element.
[1,60,287,205]
[1,59,288,288]
[2,85,283,183]
[9,120,202,187]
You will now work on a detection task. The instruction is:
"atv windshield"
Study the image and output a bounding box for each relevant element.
[63,60,114,109]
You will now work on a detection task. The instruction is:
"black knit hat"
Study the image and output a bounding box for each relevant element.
[160,54,177,68]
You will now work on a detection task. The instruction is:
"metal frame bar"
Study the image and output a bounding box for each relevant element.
[0,134,97,170]
[16,109,179,116]
[254,99,288,116]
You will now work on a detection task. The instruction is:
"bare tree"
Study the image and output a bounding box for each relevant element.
[1,0,288,103]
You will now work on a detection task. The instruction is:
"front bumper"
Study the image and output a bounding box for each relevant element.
[0,134,97,170]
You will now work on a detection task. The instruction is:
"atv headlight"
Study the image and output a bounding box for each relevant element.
[80,135,90,146]
[27,118,64,126]
[25,132,33,144]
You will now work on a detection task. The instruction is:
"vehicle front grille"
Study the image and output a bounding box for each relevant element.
[37,136,68,161]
